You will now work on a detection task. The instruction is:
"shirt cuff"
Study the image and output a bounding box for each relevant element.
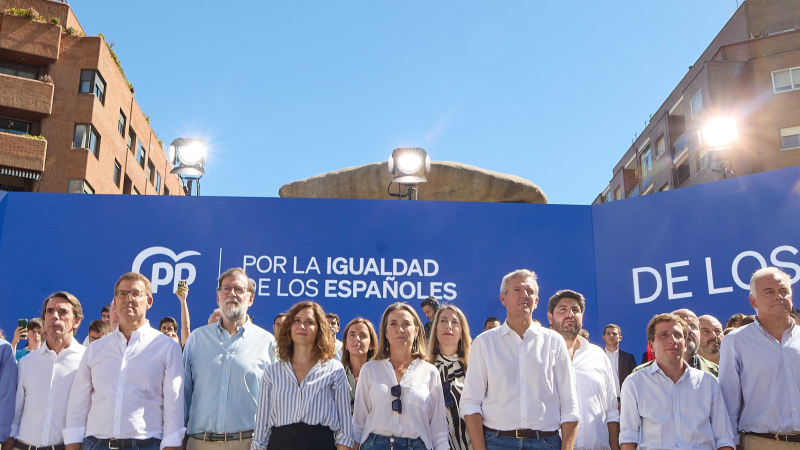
[334,433,354,448]
[606,410,621,423]
[459,403,482,419]
[159,427,186,449]
[351,425,363,444]
[63,427,86,445]
[559,413,580,425]
[10,424,18,438]
[619,431,639,444]
[716,437,736,449]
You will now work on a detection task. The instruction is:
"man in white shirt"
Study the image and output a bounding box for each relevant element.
[719,267,800,449]
[65,272,185,450]
[602,324,636,400]
[548,290,620,450]
[620,313,734,450]
[461,269,579,450]
[11,292,85,450]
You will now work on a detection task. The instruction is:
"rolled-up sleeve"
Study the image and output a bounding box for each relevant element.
[331,366,354,448]
[553,337,579,424]
[710,379,736,450]
[618,376,640,445]
[717,335,742,444]
[160,341,186,449]
[64,344,92,445]
[0,342,17,442]
[459,336,487,419]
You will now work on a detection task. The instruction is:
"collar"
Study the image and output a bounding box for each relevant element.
[39,337,83,356]
[574,335,589,357]
[754,316,795,339]
[604,347,619,355]
[114,320,154,341]
[649,358,690,381]
[216,315,252,336]
[499,319,540,338]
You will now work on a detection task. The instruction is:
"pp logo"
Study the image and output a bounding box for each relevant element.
[132,247,201,294]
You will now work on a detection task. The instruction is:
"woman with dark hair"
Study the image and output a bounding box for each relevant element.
[341,317,378,411]
[426,305,473,450]
[252,301,353,450]
[352,302,447,450]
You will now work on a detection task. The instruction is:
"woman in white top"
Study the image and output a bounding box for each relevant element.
[426,304,473,450]
[252,301,353,450]
[352,302,448,450]
[341,318,379,412]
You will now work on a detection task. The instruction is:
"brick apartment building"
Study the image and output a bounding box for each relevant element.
[0,0,183,195]
[594,0,800,204]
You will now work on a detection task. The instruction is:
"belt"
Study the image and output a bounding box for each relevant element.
[14,441,65,450]
[744,432,800,443]
[483,425,558,439]
[189,431,254,442]
[85,436,161,449]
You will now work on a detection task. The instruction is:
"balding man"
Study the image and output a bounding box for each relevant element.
[631,308,718,377]
[698,315,724,365]
[719,267,800,449]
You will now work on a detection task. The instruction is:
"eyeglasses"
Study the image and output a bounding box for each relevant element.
[655,331,685,341]
[442,381,455,408]
[391,384,402,414]
[219,285,247,296]
[115,290,146,299]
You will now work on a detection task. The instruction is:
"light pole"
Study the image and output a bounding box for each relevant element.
[700,118,738,179]
[387,147,430,200]
[169,138,206,196]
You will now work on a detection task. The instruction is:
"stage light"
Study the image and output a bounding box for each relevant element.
[387,147,431,200]
[702,118,738,149]
[169,138,206,195]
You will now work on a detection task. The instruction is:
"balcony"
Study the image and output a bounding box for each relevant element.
[0,73,53,115]
[0,131,46,172]
[672,132,688,159]
[627,185,640,198]
[0,15,61,62]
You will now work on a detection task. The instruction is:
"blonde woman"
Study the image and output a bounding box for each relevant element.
[427,305,473,450]
[352,302,448,450]
[341,318,379,411]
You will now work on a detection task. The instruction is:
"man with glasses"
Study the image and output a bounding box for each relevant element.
[719,267,800,449]
[65,273,185,450]
[182,267,276,450]
[620,313,734,450]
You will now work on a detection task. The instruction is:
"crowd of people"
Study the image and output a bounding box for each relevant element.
[0,266,798,450]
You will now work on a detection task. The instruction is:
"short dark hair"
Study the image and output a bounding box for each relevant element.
[646,313,689,343]
[603,324,621,335]
[421,297,440,311]
[89,320,108,335]
[159,317,178,330]
[101,304,110,313]
[725,313,746,328]
[27,318,43,331]
[325,312,340,325]
[274,313,286,324]
[741,315,756,326]
[547,289,586,315]
[484,317,501,327]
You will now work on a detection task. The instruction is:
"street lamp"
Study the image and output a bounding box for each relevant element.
[387,147,430,200]
[169,138,206,196]
[700,118,738,179]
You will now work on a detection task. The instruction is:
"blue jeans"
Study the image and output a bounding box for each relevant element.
[81,437,161,450]
[360,433,429,450]
[483,430,561,450]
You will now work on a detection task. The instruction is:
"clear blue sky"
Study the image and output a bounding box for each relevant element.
[76,0,740,204]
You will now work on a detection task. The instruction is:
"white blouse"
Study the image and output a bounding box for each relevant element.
[352,358,448,450]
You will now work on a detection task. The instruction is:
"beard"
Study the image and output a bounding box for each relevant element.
[221,297,246,321]
[685,339,698,356]
[553,318,582,340]
[701,339,720,355]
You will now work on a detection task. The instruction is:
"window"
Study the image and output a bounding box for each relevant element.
[614,186,621,201]
[132,186,140,195]
[118,110,126,137]
[79,69,106,103]
[155,172,162,194]
[164,185,170,196]
[0,117,32,135]
[136,140,146,168]
[67,179,94,194]
[640,145,652,178]
[659,183,669,192]
[0,60,38,79]
[146,160,154,183]
[127,128,136,152]
[780,126,800,150]
[602,189,612,203]
[656,135,666,157]
[691,90,703,118]
[697,150,709,171]
[113,160,121,187]
[73,124,100,157]
[772,67,800,93]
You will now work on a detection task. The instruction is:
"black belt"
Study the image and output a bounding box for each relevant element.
[744,432,800,443]
[483,425,558,439]
[189,431,254,442]
[14,441,65,450]
[85,436,161,449]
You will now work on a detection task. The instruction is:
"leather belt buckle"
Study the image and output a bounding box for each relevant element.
[107,440,120,450]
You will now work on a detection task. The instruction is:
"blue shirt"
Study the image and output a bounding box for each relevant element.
[0,339,19,441]
[252,359,354,449]
[14,347,30,363]
[183,318,276,434]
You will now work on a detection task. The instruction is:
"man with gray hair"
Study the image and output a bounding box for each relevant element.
[183,267,276,449]
[461,269,579,450]
[719,267,800,449]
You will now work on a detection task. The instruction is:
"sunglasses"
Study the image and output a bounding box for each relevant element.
[443,381,455,408]
[391,384,402,414]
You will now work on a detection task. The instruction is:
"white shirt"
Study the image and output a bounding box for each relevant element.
[604,347,621,397]
[619,361,735,450]
[335,339,343,361]
[12,339,85,446]
[460,321,579,431]
[574,337,620,450]
[64,322,185,449]
[352,358,448,450]
[718,319,800,443]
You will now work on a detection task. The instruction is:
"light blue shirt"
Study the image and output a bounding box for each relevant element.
[0,339,18,441]
[183,318,276,434]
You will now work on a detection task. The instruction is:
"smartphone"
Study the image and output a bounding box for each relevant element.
[18,318,27,329]
[177,279,187,293]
